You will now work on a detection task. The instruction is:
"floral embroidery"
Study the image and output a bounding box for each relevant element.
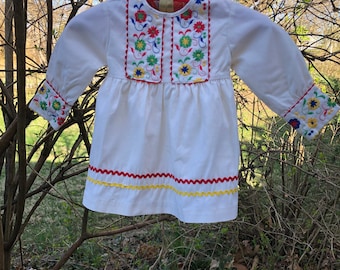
[193,21,205,33]
[179,33,192,48]
[135,10,147,23]
[39,86,47,95]
[285,85,340,139]
[147,26,159,38]
[57,117,65,126]
[327,98,337,108]
[132,61,146,79]
[192,49,204,61]
[178,63,192,76]
[307,118,318,128]
[52,100,62,111]
[126,0,163,82]
[307,97,320,110]
[40,101,48,111]
[30,81,71,129]
[180,9,193,20]
[133,68,145,78]
[288,118,300,129]
[135,38,146,52]
[172,0,209,83]
[147,55,158,66]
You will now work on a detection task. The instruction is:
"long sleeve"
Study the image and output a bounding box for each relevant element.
[29,4,109,130]
[227,2,339,139]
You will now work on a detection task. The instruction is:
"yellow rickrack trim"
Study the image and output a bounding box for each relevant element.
[87,176,238,197]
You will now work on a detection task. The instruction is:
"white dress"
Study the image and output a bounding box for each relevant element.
[29,0,339,223]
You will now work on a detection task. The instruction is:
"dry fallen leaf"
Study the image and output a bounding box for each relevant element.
[233,262,248,270]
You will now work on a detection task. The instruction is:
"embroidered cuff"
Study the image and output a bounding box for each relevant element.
[29,81,72,130]
[283,85,339,139]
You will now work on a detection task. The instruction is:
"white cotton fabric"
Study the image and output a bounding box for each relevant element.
[29,0,339,223]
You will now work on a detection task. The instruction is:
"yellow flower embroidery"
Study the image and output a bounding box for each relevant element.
[38,85,47,94]
[307,97,320,110]
[178,63,192,76]
[307,118,318,128]
[133,67,145,79]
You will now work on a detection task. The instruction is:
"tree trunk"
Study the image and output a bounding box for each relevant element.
[2,0,15,269]
[1,0,27,269]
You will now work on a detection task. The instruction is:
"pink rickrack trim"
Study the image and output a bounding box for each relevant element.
[45,80,71,106]
[88,165,238,184]
[283,83,315,117]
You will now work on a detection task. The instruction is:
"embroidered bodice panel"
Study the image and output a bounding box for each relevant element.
[125,0,210,83]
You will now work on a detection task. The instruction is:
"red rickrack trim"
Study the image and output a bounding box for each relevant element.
[207,0,211,81]
[160,17,165,82]
[88,165,238,184]
[283,83,315,117]
[124,0,130,80]
[170,16,174,82]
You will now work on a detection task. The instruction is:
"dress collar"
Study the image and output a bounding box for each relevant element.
[142,0,197,17]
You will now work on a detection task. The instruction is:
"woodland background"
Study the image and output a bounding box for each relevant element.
[0,0,339,269]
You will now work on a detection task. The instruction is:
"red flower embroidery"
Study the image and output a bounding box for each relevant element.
[148,26,159,38]
[135,10,147,23]
[181,9,192,20]
[193,21,205,33]
[57,117,65,126]
[288,118,300,129]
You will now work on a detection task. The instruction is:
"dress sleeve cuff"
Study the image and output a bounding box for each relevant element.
[29,81,72,130]
[283,84,339,139]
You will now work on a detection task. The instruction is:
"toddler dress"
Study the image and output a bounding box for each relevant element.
[29,0,339,223]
